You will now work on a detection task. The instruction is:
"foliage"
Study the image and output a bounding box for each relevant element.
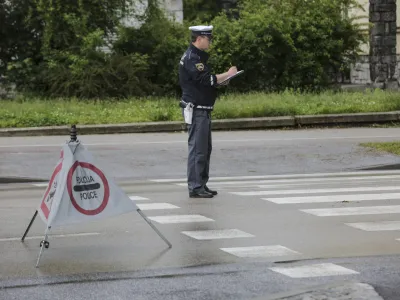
[183,0,221,23]
[4,0,155,98]
[0,0,42,81]
[113,1,188,96]
[360,142,400,156]
[2,89,400,128]
[209,0,368,92]
[1,0,369,98]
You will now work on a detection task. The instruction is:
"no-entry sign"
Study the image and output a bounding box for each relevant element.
[67,161,110,215]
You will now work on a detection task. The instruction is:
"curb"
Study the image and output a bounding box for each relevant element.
[0,177,47,184]
[0,112,399,137]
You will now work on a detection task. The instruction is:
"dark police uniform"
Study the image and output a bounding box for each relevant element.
[179,26,218,198]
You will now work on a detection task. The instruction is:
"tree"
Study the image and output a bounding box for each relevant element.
[0,0,42,77]
[209,0,367,92]
[5,0,155,97]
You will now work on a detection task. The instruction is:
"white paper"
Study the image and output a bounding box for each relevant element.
[218,70,244,86]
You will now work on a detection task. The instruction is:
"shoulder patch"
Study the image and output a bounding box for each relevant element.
[195,63,204,71]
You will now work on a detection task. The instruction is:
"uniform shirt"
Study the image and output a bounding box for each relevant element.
[179,44,217,107]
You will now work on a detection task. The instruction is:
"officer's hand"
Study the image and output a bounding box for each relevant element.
[228,66,237,76]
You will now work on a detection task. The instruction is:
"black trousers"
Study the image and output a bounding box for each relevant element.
[187,109,212,193]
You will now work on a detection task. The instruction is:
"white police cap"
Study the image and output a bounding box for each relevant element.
[189,25,213,36]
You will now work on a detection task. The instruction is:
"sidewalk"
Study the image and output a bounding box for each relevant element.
[0,111,400,137]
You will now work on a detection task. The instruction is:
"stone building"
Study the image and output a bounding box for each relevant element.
[347,0,398,87]
[123,0,183,26]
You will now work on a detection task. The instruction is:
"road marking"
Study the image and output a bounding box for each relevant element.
[263,193,400,204]
[136,203,179,210]
[176,175,400,187]
[0,232,100,242]
[301,205,400,217]
[148,215,214,224]
[232,186,400,196]
[32,183,49,187]
[181,229,254,240]
[269,263,359,278]
[129,196,150,201]
[220,245,301,258]
[150,170,400,183]
[32,172,400,187]
[346,221,400,231]
[5,134,400,149]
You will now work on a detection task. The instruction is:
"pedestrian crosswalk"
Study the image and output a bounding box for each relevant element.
[143,170,400,278]
[27,170,400,279]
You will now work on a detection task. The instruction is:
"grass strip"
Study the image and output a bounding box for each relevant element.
[1,89,400,128]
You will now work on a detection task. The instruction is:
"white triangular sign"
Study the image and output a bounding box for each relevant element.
[38,142,137,227]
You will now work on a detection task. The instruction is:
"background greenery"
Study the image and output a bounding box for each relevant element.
[1,89,398,128]
[0,0,367,99]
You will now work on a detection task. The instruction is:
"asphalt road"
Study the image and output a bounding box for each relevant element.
[1,128,400,299]
[1,127,400,181]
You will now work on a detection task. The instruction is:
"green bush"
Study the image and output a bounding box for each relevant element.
[2,0,368,98]
[209,0,367,92]
[5,0,153,99]
[183,0,222,23]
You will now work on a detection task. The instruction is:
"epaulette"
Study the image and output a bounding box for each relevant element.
[188,50,200,61]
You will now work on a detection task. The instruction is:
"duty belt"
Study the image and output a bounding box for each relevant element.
[179,100,213,110]
[195,105,213,110]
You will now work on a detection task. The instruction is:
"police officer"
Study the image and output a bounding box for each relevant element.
[179,25,237,198]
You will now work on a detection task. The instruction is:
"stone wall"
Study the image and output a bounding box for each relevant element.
[163,0,183,22]
[350,54,400,85]
[122,0,183,27]
[351,56,372,84]
[369,0,397,86]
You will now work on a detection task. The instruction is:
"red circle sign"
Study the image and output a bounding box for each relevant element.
[67,161,109,215]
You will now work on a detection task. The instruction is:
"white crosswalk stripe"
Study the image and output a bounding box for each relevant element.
[136,203,180,210]
[262,193,400,204]
[129,196,150,201]
[148,215,214,224]
[269,263,359,278]
[301,205,400,217]
[346,221,400,231]
[231,186,400,196]
[182,229,254,240]
[220,245,301,258]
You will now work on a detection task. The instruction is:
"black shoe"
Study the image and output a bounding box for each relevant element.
[205,186,218,195]
[189,191,213,198]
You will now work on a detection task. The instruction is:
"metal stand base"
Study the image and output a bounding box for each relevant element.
[137,209,172,248]
[36,227,50,268]
[22,210,38,242]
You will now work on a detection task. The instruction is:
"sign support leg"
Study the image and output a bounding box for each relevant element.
[136,209,172,248]
[21,210,38,242]
[36,227,50,268]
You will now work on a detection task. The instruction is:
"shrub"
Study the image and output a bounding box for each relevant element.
[209,0,367,92]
